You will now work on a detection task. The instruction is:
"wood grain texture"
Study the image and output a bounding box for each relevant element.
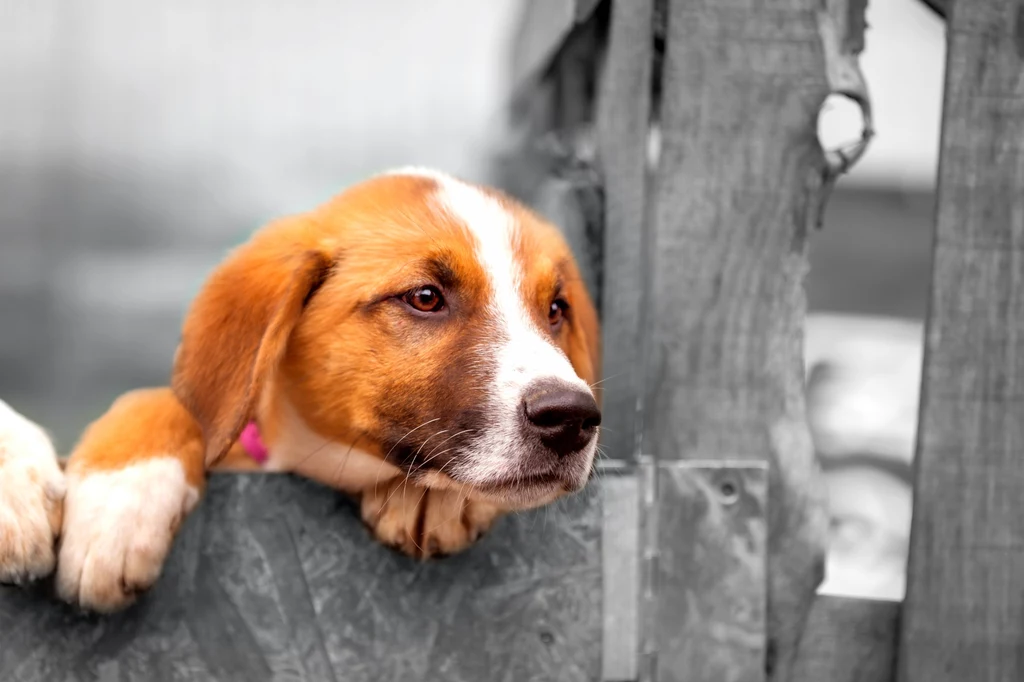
[0,475,601,682]
[644,0,831,678]
[601,472,641,681]
[794,596,899,682]
[595,0,655,463]
[898,1,1024,680]
[509,0,578,94]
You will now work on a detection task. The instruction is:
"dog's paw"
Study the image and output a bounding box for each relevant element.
[0,401,66,584]
[56,457,199,612]
[361,479,502,559]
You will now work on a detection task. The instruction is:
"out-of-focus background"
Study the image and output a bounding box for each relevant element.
[0,1,942,601]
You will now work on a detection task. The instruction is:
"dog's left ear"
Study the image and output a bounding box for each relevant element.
[171,217,335,466]
[564,266,601,398]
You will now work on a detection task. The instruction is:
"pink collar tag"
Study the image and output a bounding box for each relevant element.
[238,421,269,465]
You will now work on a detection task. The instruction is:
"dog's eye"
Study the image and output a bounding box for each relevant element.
[548,298,569,330]
[403,286,445,313]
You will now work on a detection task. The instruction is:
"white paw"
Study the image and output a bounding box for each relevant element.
[56,457,199,612]
[0,400,66,584]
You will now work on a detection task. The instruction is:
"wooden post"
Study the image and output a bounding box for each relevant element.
[643,0,836,677]
[898,1,1024,679]
[794,596,900,682]
[595,0,654,465]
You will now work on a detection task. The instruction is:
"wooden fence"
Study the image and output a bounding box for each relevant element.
[1,0,1022,680]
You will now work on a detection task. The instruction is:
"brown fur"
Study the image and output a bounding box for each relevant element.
[57,172,600,608]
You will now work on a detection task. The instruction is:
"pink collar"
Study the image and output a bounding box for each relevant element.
[238,422,269,465]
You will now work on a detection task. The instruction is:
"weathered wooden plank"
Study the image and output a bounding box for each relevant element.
[509,0,578,96]
[645,0,833,678]
[0,475,602,681]
[497,0,605,308]
[595,0,654,462]
[639,461,768,682]
[601,472,640,682]
[794,596,900,682]
[897,1,1024,680]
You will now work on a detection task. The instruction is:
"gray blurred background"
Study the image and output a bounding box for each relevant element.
[0,0,944,600]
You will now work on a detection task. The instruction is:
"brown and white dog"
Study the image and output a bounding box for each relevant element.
[0,169,601,612]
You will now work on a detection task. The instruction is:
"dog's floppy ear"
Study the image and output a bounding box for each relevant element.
[564,268,601,400]
[171,218,334,465]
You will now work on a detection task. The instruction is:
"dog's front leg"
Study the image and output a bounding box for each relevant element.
[55,387,205,612]
[0,399,66,583]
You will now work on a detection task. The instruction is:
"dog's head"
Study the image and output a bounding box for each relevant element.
[172,169,600,509]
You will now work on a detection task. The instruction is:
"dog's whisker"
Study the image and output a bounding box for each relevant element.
[417,447,461,474]
[426,429,474,457]
[432,455,459,480]
[372,455,399,504]
[381,467,413,512]
[289,434,334,471]
[330,431,367,490]
[415,429,450,457]
[588,373,624,389]
[400,460,416,505]
[420,430,475,467]
[399,428,448,497]
[374,418,441,495]
[385,418,442,461]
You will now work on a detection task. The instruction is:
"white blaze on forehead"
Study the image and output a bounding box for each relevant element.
[427,171,586,389]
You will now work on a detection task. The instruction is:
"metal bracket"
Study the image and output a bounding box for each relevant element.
[637,459,769,682]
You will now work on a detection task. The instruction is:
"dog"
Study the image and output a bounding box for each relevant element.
[0,168,601,613]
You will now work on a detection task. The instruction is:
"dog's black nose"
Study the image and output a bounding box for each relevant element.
[522,380,602,455]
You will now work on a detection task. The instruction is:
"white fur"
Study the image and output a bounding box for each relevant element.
[398,169,598,488]
[57,457,199,612]
[0,399,65,583]
[264,398,402,494]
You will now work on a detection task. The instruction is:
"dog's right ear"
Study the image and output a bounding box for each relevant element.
[171,217,335,466]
